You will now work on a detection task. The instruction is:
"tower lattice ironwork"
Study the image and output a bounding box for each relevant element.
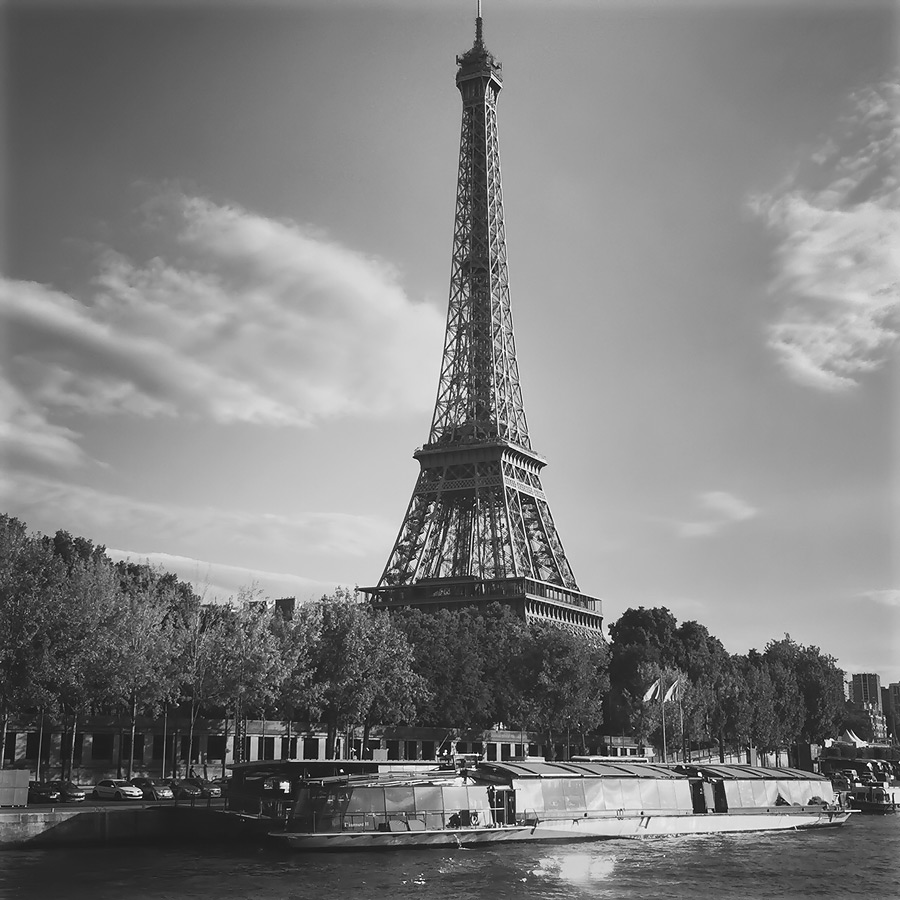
[365,10,603,633]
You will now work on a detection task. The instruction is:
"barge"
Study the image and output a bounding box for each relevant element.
[271,759,853,850]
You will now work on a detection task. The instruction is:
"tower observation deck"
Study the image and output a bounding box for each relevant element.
[363,9,603,634]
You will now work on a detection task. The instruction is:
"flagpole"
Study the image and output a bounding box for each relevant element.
[660,667,667,763]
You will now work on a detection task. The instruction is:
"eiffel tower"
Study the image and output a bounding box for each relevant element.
[364,7,603,634]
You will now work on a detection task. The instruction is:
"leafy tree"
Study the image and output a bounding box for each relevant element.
[108,570,182,778]
[393,607,493,729]
[765,636,845,743]
[512,624,609,758]
[606,607,679,735]
[305,589,424,757]
[0,517,67,766]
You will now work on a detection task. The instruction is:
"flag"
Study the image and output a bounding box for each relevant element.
[664,680,680,702]
[643,678,662,702]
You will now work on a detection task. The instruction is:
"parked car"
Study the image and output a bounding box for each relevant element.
[92,779,143,801]
[183,777,222,799]
[128,777,174,800]
[166,778,203,800]
[28,781,61,804]
[45,780,86,802]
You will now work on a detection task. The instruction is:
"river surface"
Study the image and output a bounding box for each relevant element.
[1,816,897,899]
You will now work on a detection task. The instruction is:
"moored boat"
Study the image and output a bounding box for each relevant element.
[846,784,898,814]
[270,759,854,850]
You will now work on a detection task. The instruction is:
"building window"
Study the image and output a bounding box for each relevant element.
[181,735,199,764]
[207,735,226,760]
[92,733,114,760]
[387,740,400,760]
[421,741,435,760]
[404,740,418,760]
[262,736,276,760]
[302,738,319,760]
[122,733,144,760]
[3,733,15,761]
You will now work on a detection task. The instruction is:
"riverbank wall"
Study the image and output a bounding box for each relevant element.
[0,805,272,850]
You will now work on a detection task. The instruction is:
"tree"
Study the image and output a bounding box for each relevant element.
[304,590,424,758]
[108,569,182,778]
[512,625,609,758]
[0,517,66,767]
[606,607,680,735]
[764,636,845,743]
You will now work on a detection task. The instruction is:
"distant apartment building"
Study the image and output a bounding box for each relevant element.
[851,673,887,742]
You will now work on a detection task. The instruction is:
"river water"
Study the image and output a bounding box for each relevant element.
[1,816,897,899]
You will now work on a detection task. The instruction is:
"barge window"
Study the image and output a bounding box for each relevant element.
[638,781,661,809]
[414,786,442,815]
[384,786,415,813]
[346,787,386,814]
[602,781,625,809]
[751,781,769,807]
[467,787,490,811]
[583,780,606,811]
[442,785,470,815]
[619,779,641,811]
[738,782,756,807]
[514,780,544,816]
[724,783,743,808]
[656,780,679,809]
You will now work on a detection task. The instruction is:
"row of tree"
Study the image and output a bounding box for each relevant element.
[0,514,857,771]
[605,607,851,760]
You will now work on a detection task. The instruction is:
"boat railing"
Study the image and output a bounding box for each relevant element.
[291,805,518,834]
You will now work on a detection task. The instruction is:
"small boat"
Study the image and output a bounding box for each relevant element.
[847,784,898,814]
[270,759,854,850]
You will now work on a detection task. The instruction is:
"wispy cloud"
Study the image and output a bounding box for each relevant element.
[748,75,899,390]
[860,589,900,608]
[0,189,444,468]
[676,490,758,538]
[0,472,393,576]
[105,548,340,605]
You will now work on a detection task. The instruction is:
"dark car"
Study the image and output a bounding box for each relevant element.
[28,781,61,804]
[183,777,222,799]
[45,780,86,802]
[128,777,174,801]
[166,778,203,800]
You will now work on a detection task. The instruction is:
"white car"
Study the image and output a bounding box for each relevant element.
[92,779,143,801]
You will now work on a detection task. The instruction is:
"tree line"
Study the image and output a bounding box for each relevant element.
[1,514,858,773]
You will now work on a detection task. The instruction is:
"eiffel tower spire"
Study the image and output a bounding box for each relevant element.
[365,9,603,633]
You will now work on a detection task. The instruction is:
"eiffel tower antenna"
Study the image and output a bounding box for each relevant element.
[363,9,603,633]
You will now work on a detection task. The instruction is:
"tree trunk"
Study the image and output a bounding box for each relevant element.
[36,709,45,781]
[221,711,229,779]
[161,704,168,780]
[0,708,7,771]
[362,722,371,759]
[128,694,138,780]
[718,731,725,763]
[69,710,79,781]
[188,699,197,776]
[326,722,337,759]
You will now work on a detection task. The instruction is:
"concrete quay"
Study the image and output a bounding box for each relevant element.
[0,804,272,850]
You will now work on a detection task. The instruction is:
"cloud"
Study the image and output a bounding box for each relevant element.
[0,472,393,576]
[749,75,899,390]
[0,189,444,467]
[676,490,758,538]
[860,589,900,608]
[104,548,340,605]
[0,377,86,468]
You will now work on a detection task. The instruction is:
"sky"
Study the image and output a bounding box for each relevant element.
[2,0,898,685]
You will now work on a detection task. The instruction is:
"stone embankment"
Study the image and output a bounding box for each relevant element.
[0,805,272,850]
